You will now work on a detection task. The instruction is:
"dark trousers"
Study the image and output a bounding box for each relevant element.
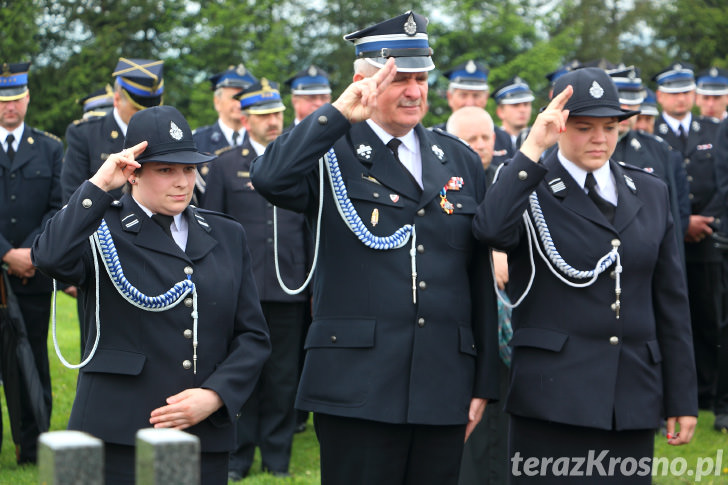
[314,413,467,485]
[509,415,654,484]
[17,291,52,463]
[459,360,510,485]
[105,443,229,485]
[686,261,722,408]
[229,301,305,475]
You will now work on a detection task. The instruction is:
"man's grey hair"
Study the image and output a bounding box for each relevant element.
[446,106,494,136]
[354,59,380,78]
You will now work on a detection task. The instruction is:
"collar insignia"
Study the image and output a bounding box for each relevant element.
[548,177,566,195]
[630,137,641,151]
[356,144,372,160]
[692,121,700,132]
[432,144,444,161]
[658,124,668,135]
[624,174,637,193]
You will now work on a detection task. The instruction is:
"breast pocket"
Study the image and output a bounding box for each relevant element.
[443,194,477,250]
[230,173,256,193]
[346,179,408,235]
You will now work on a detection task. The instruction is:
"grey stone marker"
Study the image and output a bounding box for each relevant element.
[136,428,200,485]
[38,430,104,485]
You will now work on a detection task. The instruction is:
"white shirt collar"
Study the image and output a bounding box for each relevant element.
[0,123,24,151]
[366,120,422,187]
[662,112,692,136]
[218,119,245,146]
[132,196,189,251]
[249,138,267,157]
[557,150,618,205]
[113,108,129,136]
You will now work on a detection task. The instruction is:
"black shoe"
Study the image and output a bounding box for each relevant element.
[714,414,728,433]
[294,422,307,434]
[228,470,246,482]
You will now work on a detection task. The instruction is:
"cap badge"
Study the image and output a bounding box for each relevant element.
[630,138,641,151]
[674,63,683,71]
[403,13,417,36]
[356,144,372,160]
[589,81,604,99]
[658,124,668,135]
[466,60,477,74]
[431,144,444,160]
[628,70,636,80]
[514,76,523,84]
[307,65,317,77]
[710,67,719,78]
[1,63,9,75]
[235,63,247,76]
[692,121,700,132]
[169,121,183,141]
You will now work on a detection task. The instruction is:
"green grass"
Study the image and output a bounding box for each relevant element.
[1,293,727,483]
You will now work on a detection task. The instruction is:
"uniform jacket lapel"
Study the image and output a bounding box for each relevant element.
[183,206,218,262]
[610,160,643,233]
[416,124,453,208]
[350,123,421,202]
[9,127,32,172]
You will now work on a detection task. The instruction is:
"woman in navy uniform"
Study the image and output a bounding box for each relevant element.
[474,68,697,483]
[32,106,271,485]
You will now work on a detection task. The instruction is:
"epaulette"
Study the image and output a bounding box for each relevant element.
[430,127,479,155]
[30,127,62,143]
[697,115,720,125]
[191,125,211,136]
[214,145,235,156]
[190,205,239,225]
[617,160,659,177]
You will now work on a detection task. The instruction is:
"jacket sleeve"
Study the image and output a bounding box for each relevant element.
[250,104,351,213]
[472,152,548,250]
[32,181,111,286]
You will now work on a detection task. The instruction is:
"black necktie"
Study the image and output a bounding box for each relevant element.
[585,172,615,223]
[5,134,15,162]
[386,138,402,162]
[232,131,240,146]
[151,214,174,240]
[677,124,688,146]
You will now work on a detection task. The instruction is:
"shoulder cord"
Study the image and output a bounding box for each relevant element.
[52,219,199,372]
[274,148,418,303]
[493,191,621,314]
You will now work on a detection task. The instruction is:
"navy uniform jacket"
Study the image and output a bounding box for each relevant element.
[192,121,231,156]
[613,130,689,257]
[473,152,698,430]
[31,181,271,451]
[655,114,721,263]
[712,118,728,224]
[62,112,125,202]
[250,104,499,426]
[493,127,515,168]
[200,135,310,303]
[0,125,63,294]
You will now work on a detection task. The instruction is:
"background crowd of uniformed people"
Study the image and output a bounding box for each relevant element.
[0,5,726,483]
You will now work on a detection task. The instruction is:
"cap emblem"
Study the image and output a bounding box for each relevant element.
[307,65,317,77]
[589,81,605,99]
[235,64,247,76]
[403,13,417,36]
[170,121,184,141]
[514,76,523,84]
[466,60,476,74]
[710,67,719,77]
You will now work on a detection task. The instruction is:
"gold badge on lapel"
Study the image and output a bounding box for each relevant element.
[27,137,34,145]
[111,130,119,139]
[371,208,379,226]
[242,148,250,156]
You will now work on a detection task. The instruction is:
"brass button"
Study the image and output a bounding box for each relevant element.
[318,115,328,125]
[417,244,425,254]
[183,329,193,339]
[330,335,337,343]
[418,281,427,290]
[417,317,425,328]
[182,360,192,369]
[518,170,528,180]
[184,266,194,275]
[609,336,619,345]
[417,208,426,217]
[184,297,193,307]
[82,198,93,208]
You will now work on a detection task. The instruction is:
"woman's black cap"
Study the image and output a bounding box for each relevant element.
[553,67,639,121]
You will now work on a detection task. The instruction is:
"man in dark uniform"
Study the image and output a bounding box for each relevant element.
[0,61,63,464]
[634,87,659,134]
[61,58,164,352]
[201,79,308,480]
[285,65,332,130]
[696,67,728,121]
[608,65,689,251]
[250,11,499,484]
[432,60,489,132]
[78,85,114,120]
[446,107,496,183]
[62,57,164,202]
[654,62,723,411]
[493,76,535,168]
[193,63,257,156]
